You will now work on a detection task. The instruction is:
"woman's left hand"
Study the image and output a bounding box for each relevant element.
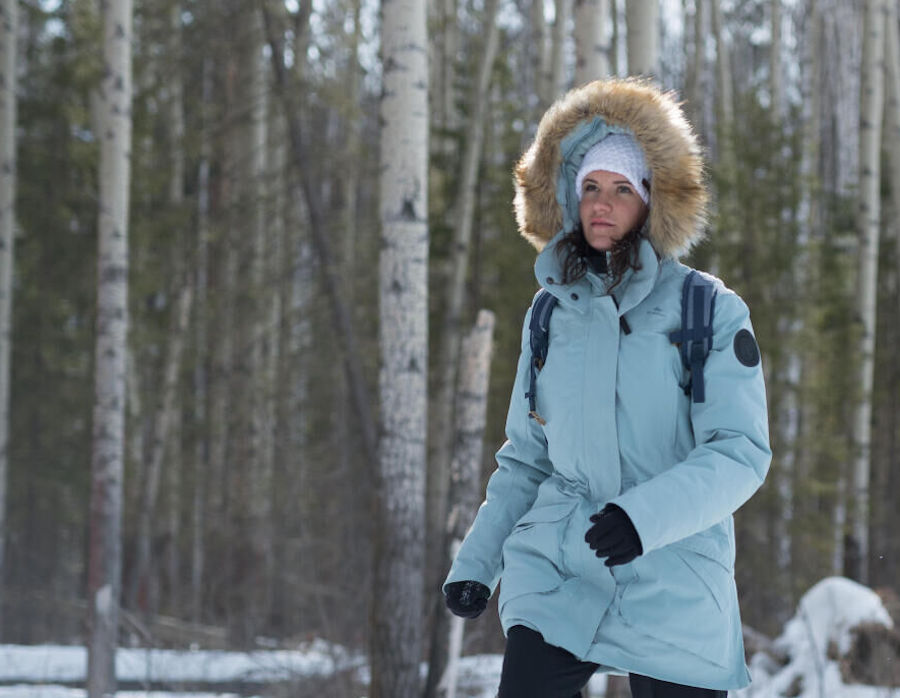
[584,504,643,567]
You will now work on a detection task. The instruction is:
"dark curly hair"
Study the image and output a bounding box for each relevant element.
[555,223,646,291]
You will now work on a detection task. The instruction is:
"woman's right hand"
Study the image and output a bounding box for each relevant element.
[444,580,490,619]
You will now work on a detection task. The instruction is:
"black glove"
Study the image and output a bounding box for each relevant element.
[584,504,643,567]
[444,580,490,619]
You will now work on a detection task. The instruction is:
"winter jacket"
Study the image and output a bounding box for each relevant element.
[443,79,772,690]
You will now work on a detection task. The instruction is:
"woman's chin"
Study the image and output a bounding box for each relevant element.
[586,238,613,252]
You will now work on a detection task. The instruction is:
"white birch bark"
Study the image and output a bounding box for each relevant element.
[0,0,17,630]
[372,0,428,692]
[437,310,495,698]
[626,0,658,77]
[574,0,611,84]
[88,0,133,693]
[850,0,887,585]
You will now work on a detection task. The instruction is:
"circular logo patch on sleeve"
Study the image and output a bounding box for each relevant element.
[734,329,760,367]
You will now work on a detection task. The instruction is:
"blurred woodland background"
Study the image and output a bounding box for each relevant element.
[1,0,900,696]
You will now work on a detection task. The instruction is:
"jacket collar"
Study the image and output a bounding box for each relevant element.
[534,233,661,316]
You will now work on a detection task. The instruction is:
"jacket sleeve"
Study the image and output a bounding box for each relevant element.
[610,290,772,554]
[443,303,554,594]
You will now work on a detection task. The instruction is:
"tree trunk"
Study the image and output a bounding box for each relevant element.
[625,0,658,77]
[683,0,706,141]
[574,0,610,85]
[849,0,886,585]
[128,281,192,615]
[433,0,459,154]
[127,0,191,618]
[372,0,429,693]
[87,0,133,693]
[770,0,782,117]
[258,0,378,459]
[190,55,213,625]
[426,0,500,681]
[884,0,900,223]
[550,0,570,96]
[0,0,17,638]
[532,0,552,113]
[164,0,185,619]
[430,311,495,698]
[711,0,734,154]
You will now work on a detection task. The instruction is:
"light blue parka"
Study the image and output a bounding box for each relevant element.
[443,79,772,690]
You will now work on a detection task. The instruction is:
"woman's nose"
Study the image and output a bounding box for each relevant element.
[592,194,612,211]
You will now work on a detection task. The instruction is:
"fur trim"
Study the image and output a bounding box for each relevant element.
[514,78,708,258]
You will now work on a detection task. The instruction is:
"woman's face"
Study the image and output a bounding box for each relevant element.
[578,170,649,252]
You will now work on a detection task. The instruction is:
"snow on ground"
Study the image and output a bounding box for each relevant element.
[0,638,360,684]
[735,576,900,698]
[2,577,898,697]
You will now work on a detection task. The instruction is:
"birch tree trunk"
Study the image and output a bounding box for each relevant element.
[625,0,658,77]
[532,0,552,112]
[683,0,706,140]
[433,0,459,153]
[433,310,495,698]
[129,281,192,615]
[610,0,621,76]
[164,1,185,616]
[770,0,782,117]
[425,2,499,688]
[190,56,212,624]
[711,0,734,159]
[884,0,900,223]
[849,0,886,585]
[550,0,570,96]
[127,0,190,617]
[372,0,429,692]
[574,0,610,84]
[0,0,17,635]
[87,0,133,693]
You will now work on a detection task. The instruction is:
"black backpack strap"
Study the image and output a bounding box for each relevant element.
[525,289,557,425]
[668,271,717,403]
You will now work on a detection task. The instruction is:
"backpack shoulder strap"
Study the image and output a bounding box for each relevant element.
[525,289,557,424]
[668,271,717,403]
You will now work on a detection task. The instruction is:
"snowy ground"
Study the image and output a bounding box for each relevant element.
[1,577,898,697]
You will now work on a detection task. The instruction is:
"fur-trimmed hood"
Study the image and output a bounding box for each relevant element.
[514,78,707,259]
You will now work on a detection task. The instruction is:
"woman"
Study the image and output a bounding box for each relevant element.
[443,78,771,698]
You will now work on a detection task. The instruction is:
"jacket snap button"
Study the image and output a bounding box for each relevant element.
[571,293,579,301]
[546,276,556,285]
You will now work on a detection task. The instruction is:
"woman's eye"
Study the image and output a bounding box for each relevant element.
[617,185,633,195]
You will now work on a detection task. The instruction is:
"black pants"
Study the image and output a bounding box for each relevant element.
[497,625,728,698]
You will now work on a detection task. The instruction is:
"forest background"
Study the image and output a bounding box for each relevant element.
[1,0,899,696]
